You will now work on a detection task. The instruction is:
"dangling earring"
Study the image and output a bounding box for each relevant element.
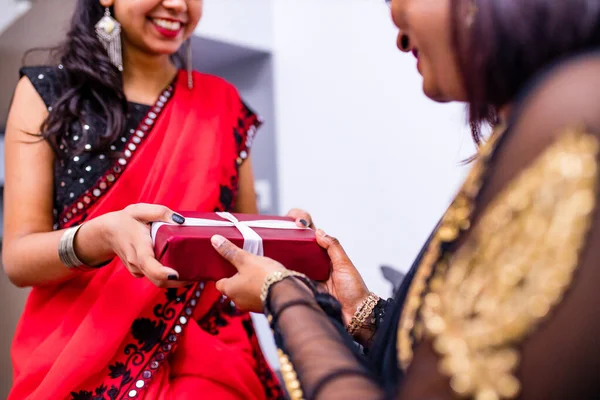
[95,7,123,72]
[185,38,194,89]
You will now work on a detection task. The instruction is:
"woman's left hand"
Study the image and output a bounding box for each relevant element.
[211,235,285,312]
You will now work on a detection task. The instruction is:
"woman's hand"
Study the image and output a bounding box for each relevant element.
[286,208,315,229]
[315,230,370,325]
[211,235,286,312]
[90,203,187,288]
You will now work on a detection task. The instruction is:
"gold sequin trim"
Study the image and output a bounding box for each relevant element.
[278,349,305,400]
[421,129,599,400]
[397,126,505,371]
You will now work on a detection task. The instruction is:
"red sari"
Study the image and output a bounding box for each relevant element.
[9,71,284,400]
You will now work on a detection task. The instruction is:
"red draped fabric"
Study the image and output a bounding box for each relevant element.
[9,71,284,400]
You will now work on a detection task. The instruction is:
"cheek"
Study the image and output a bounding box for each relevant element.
[113,2,153,37]
[185,4,203,36]
[412,5,467,101]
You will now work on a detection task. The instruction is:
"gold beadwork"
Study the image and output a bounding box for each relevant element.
[421,129,598,399]
[346,292,380,336]
[397,126,506,371]
[260,270,308,304]
[277,349,305,400]
[421,129,599,400]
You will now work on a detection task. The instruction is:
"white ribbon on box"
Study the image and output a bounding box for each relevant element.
[151,212,306,256]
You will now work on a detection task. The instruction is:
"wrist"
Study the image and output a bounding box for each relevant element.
[341,291,371,325]
[345,292,380,337]
[353,298,387,349]
[73,216,115,266]
[261,269,308,304]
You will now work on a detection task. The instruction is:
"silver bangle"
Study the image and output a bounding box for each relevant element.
[58,225,86,269]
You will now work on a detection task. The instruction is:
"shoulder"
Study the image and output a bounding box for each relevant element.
[510,51,600,141]
[18,65,64,109]
[191,71,240,101]
[8,72,49,141]
[19,65,61,79]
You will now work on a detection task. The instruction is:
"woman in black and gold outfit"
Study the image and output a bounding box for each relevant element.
[208,0,600,399]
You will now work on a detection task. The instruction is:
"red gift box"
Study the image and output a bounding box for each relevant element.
[152,212,331,281]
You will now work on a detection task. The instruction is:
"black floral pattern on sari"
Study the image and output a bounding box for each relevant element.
[71,284,202,400]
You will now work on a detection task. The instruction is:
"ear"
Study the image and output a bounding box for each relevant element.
[99,0,114,8]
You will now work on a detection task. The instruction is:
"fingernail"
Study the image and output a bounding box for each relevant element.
[167,274,178,281]
[299,219,309,227]
[172,214,185,224]
[211,235,226,248]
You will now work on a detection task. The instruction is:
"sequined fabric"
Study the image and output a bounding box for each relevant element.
[19,66,153,228]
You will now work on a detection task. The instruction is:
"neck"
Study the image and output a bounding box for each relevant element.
[121,44,179,105]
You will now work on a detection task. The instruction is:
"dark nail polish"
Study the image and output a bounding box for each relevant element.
[299,219,309,227]
[172,214,185,224]
[168,274,178,281]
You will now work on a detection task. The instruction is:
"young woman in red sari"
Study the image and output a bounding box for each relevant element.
[3,0,312,399]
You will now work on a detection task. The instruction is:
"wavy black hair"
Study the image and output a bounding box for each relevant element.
[37,1,127,156]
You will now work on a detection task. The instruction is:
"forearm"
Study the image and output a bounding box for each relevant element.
[233,156,259,213]
[267,278,385,399]
[2,216,115,288]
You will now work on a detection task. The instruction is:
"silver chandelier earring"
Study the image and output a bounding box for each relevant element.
[95,7,123,71]
[185,38,194,89]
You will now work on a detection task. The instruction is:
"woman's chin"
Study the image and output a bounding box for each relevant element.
[422,81,458,103]
[422,84,447,103]
[141,36,185,57]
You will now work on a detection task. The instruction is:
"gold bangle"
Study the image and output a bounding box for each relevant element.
[260,270,308,304]
[346,292,380,336]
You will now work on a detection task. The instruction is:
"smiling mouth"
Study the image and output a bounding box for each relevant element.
[150,18,183,31]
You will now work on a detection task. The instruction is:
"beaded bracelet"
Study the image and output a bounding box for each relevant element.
[346,292,380,336]
[260,270,309,304]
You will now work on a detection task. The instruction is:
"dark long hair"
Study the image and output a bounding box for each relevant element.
[39,0,127,156]
[451,0,600,143]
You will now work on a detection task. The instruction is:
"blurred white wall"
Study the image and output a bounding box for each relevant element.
[197,0,274,51]
[0,0,31,35]
[272,0,472,296]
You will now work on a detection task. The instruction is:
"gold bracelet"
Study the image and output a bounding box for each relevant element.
[260,270,308,304]
[346,292,380,336]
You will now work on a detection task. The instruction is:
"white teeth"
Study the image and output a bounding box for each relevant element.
[152,18,181,31]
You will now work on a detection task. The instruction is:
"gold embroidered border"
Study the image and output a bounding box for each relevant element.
[421,129,599,399]
[278,348,305,400]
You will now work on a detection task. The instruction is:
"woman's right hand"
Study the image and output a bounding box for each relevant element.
[315,229,370,325]
[85,203,187,288]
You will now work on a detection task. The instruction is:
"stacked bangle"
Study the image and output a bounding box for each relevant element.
[346,292,380,336]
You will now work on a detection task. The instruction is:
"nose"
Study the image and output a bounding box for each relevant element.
[162,0,188,14]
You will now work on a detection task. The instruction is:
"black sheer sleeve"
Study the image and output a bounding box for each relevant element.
[266,277,387,399]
